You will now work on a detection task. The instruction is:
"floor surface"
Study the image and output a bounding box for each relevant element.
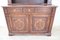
[0,26,60,40]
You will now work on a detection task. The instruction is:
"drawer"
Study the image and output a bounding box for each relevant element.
[7,7,52,14]
[7,7,35,13]
[7,7,22,13]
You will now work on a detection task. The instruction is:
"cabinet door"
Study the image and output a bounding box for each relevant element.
[6,15,29,34]
[30,15,51,34]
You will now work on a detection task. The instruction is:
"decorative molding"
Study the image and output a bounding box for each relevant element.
[11,16,28,32]
[7,7,52,14]
[32,16,48,32]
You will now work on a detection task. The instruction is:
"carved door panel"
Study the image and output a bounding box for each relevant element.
[30,15,50,34]
[7,15,29,33]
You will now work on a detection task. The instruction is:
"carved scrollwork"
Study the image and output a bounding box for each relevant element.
[32,17,47,31]
[7,7,51,15]
[11,16,28,32]
[13,18,25,31]
[34,19,46,30]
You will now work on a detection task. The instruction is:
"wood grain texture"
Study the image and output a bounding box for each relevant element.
[31,15,49,32]
[3,5,56,36]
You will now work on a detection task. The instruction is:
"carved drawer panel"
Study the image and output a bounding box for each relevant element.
[8,8,22,13]
[30,15,50,33]
[7,15,29,33]
[7,7,52,15]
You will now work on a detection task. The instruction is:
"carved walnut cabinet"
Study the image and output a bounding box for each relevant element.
[3,5,56,36]
[3,0,56,36]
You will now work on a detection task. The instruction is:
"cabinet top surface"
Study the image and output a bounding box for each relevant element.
[3,4,57,7]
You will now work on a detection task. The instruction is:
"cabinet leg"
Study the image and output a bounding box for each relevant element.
[46,33,51,36]
[47,34,51,36]
[9,33,14,36]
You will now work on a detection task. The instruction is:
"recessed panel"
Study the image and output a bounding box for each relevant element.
[12,0,45,4]
[11,15,29,33]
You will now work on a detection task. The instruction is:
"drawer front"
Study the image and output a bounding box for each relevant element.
[7,7,52,15]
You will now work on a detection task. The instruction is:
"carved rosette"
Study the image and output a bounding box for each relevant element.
[11,16,28,32]
[34,19,45,30]
[13,18,25,31]
[32,17,47,31]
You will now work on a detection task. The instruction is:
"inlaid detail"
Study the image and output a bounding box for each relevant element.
[13,8,22,13]
[22,8,35,13]
[32,16,48,32]
[7,7,52,14]
[13,17,25,30]
[7,8,22,13]
[11,15,28,32]
[34,19,46,30]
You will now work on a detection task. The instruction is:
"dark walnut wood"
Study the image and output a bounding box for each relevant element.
[8,0,46,5]
[3,5,56,36]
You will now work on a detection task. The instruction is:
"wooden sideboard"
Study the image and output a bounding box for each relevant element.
[3,5,56,36]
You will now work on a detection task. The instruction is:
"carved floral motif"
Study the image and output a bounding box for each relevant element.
[32,17,47,31]
[11,16,28,32]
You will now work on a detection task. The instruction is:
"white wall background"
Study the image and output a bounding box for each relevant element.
[0,0,8,27]
[0,0,60,27]
[52,0,60,27]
